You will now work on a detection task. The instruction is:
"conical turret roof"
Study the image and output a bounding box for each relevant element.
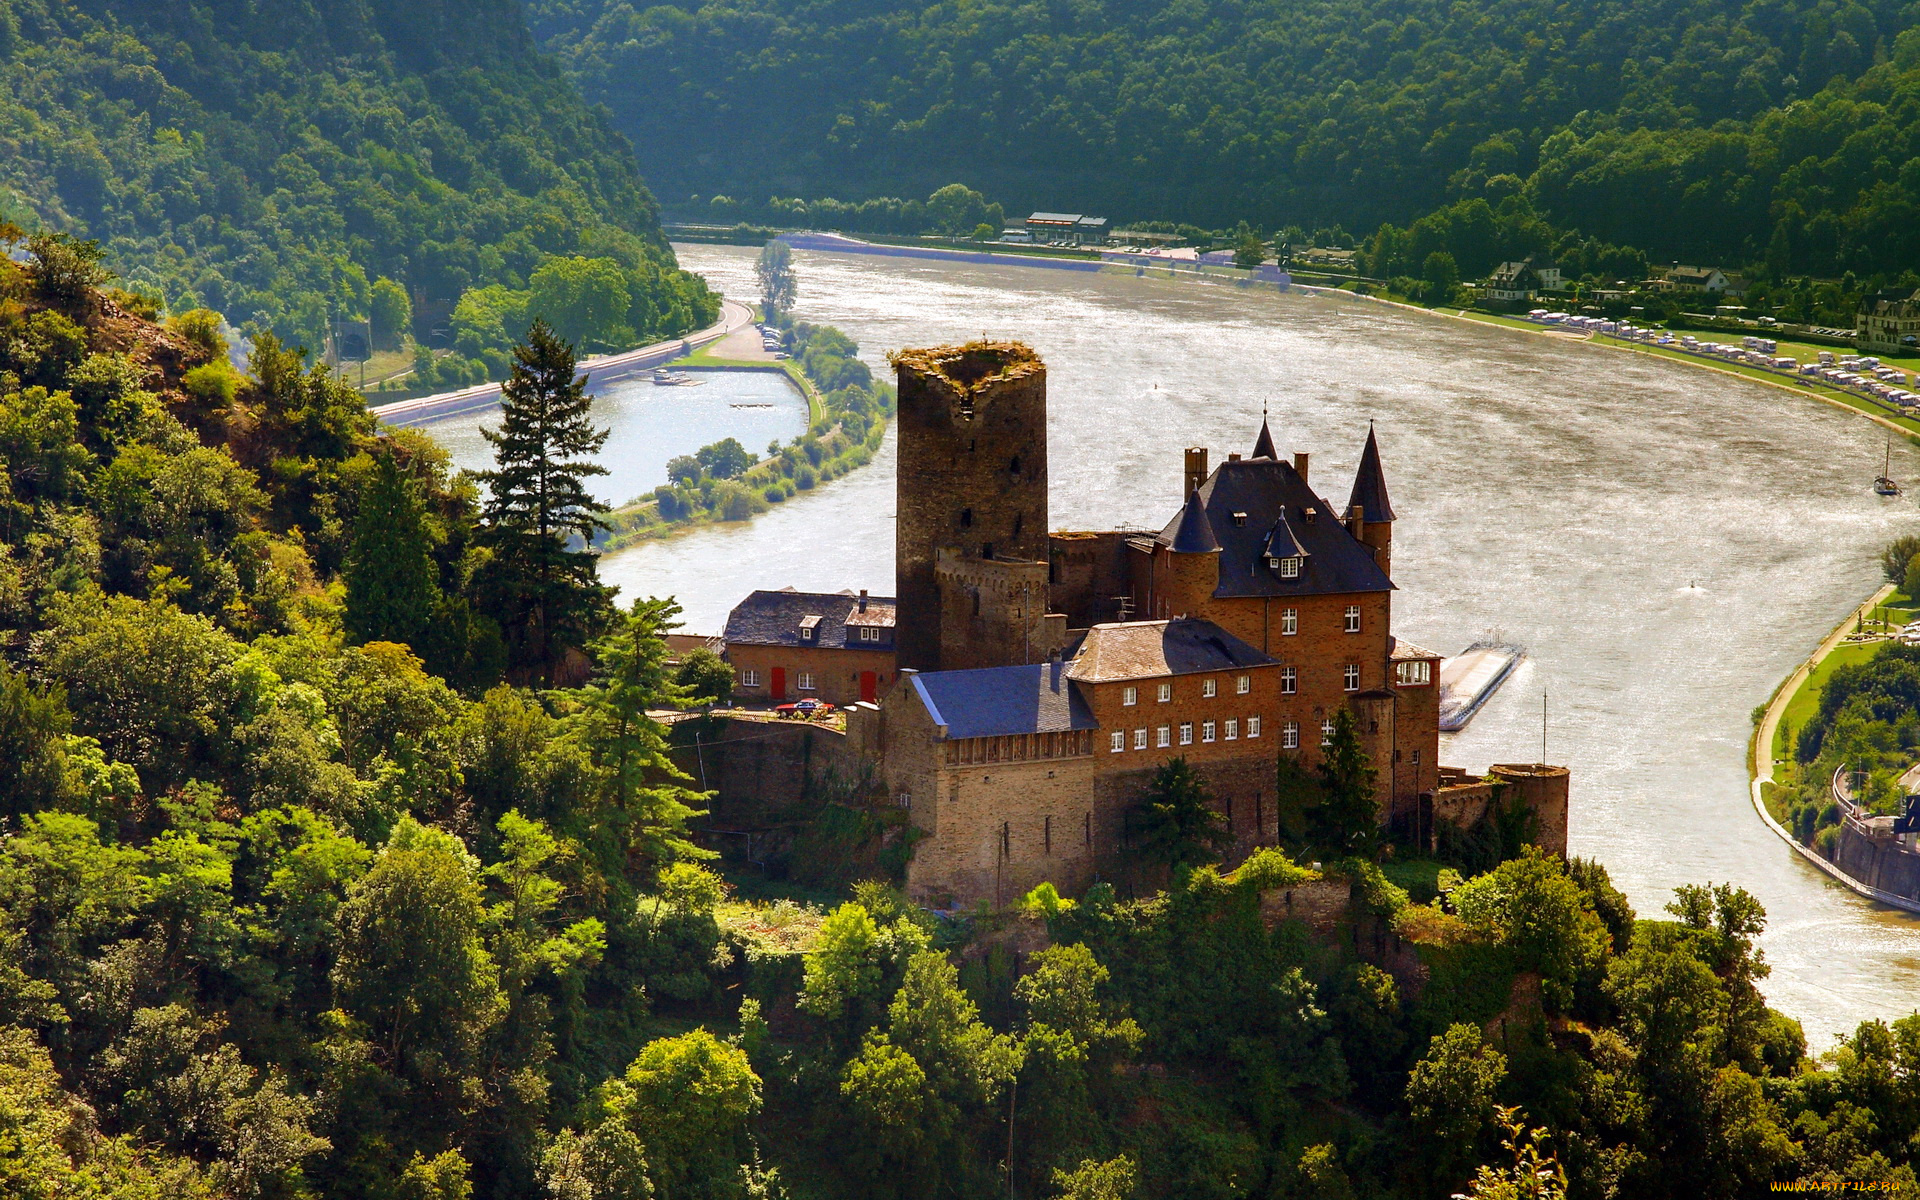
[1251,418,1278,460]
[1166,488,1221,553]
[1264,509,1310,560]
[1346,423,1395,522]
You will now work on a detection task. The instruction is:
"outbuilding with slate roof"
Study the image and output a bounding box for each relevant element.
[723,587,898,705]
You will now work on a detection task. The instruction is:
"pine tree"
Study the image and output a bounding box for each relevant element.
[344,448,438,648]
[1133,756,1229,876]
[1312,708,1380,859]
[476,320,611,680]
[577,596,715,869]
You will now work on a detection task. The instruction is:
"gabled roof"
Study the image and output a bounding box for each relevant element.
[909,661,1096,739]
[1155,455,1393,597]
[1066,618,1276,683]
[1390,635,1443,661]
[723,589,897,649]
[1163,488,1221,553]
[1347,424,1395,522]
[1027,212,1082,223]
[1252,418,1278,460]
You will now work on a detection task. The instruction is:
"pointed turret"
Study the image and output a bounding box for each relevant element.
[1345,423,1394,578]
[1346,422,1395,523]
[1167,488,1221,553]
[1251,418,1278,461]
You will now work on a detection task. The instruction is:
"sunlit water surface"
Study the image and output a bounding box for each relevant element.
[424,243,1920,1043]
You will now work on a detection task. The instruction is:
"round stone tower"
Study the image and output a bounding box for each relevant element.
[892,342,1049,672]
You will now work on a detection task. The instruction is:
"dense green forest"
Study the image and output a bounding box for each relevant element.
[4,247,1920,1199]
[527,0,1920,279]
[0,0,714,360]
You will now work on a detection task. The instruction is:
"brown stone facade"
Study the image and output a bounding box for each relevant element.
[893,343,1050,672]
[729,643,898,707]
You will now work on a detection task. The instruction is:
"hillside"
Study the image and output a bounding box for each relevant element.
[527,0,1920,276]
[0,0,712,355]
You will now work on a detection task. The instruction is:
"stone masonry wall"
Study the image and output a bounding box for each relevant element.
[894,343,1049,672]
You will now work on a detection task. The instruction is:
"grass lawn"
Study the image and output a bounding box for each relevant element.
[1774,639,1882,761]
[1380,857,1457,904]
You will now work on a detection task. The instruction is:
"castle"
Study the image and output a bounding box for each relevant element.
[826,341,1564,906]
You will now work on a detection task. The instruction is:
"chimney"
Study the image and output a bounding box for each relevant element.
[1184,447,1208,496]
[1347,503,1365,539]
[1293,451,1310,483]
[858,588,868,612]
[1227,452,1241,462]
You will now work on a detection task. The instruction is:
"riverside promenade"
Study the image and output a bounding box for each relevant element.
[1750,581,1920,914]
[369,297,755,428]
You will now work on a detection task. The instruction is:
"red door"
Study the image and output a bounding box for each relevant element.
[770,667,787,701]
[859,671,878,703]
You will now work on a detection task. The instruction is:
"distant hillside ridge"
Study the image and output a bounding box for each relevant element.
[0,0,711,351]
[527,0,1920,275]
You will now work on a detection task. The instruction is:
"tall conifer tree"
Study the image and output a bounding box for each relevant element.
[476,320,611,680]
[344,449,438,649]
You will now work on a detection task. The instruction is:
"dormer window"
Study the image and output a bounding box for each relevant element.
[799,615,822,641]
[857,626,882,642]
[1232,511,1247,527]
[1270,556,1302,577]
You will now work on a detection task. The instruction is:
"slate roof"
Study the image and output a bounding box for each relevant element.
[910,662,1097,739]
[1155,456,1393,597]
[1347,424,1395,523]
[1251,418,1278,460]
[1165,489,1222,553]
[1067,619,1276,683]
[723,588,896,650]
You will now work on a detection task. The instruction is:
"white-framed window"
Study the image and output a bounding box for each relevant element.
[1178,722,1194,745]
[1343,664,1360,692]
[1134,728,1148,750]
[1344,605,1361,633]
[858,626,882,642]
[1110,731,1125,753]
[1157,683,1172,703]
[1281,608,1298,636]
[1281,666,1296,695]
[1322,719,1335,745]
[1122,686,1138,706]
[1281,720,1298,748]
[1236,674,1251,694]
[1248,716,1263,739]
[1156,725,1171,748]
[798,672,817,691]
[1201,721,1216,743]
[1224,718,1239,740]
[1396,660,1433,686]
[1413,748,1422,765]
[1202,678,1217,698]
[740,668,760,687]
[1279,557,1302,578]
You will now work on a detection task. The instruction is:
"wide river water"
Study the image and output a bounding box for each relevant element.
[430,243,1920,1042]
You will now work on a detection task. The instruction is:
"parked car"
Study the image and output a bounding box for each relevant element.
[775,699,836,719]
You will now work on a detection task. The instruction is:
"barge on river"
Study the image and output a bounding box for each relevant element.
[1438,642,1526,731]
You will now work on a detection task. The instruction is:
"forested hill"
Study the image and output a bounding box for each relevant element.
[0,0,708,350]
[528,0,1920,273]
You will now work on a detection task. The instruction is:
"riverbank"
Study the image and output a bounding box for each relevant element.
[1749,581,1920,914]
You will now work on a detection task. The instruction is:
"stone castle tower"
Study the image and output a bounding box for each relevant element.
[892,342,1062,672]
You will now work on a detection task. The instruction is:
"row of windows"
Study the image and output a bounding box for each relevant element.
[1110,716,1264,752]
[1270,605,1364,636]
[799,626,888,643]
[1121,674,1253,705]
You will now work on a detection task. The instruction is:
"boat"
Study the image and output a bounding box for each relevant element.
[1875,436,1903,496]
[1437,641,1526,731]
[650,369,702,386]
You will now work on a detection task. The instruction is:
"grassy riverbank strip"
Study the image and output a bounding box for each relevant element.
[1747,581,1920,913]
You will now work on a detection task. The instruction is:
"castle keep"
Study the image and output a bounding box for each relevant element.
[837,340,1565,906]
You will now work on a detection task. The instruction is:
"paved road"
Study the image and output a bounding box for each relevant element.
[371,298,756,427]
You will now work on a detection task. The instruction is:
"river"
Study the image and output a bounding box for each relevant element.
[430,242,1920,1042]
